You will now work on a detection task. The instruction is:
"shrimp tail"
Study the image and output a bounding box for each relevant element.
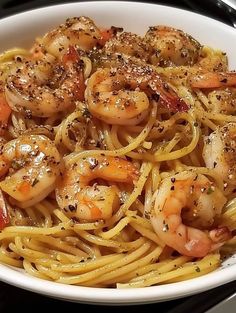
[150,73,189,112]
[98,26,123,46]
[209,226,232,245]
[0,189,9,230]
[189,72,236,89]
[159,88,189,112]
[62,45,80,64]
[0,94,12,134]
[62,46,86,102]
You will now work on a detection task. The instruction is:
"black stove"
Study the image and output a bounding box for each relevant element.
[0,1,235,312]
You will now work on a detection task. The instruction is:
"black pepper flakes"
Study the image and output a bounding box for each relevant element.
[220,78,227,83]
[207,186,214,195]
[89,158,99,170]
[68,204,77,212]
[195,266,201,272]
[32,178,39,187]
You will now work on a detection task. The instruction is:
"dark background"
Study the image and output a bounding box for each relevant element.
[0,0,235,312]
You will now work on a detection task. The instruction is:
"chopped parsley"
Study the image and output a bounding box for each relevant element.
[207,186,215,195]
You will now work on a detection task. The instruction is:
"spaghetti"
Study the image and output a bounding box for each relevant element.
[0,17,235,288]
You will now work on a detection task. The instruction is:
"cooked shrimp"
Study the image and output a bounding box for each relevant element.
[5,46,86,117]
[56,156,139,221]
[85,64,188,125]
[207,88,236,114]
[0,189,9,229]
[104,32,151,61]
[98,26,123,46]
[203,123,236,185]
[145,25,201,67]
[0,93,11,134]
[41,16,101,57]
[189,72,236,88]
[88,49,144,74]
[0,134,61,208]
[151,171,231,257]
[0,137,8,177]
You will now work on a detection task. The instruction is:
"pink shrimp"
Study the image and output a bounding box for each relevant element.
[151,171,231,257]
[189,72,236,89]
[56,156,139,221]
[86,64,188,125]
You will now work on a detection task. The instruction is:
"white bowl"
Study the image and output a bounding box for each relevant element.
[0,1,236,305]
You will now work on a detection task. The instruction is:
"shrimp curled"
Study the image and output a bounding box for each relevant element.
[41,16,101,57]
[0,134,61,208]
[203,123,236,185]
[85,64,188,125]
[56,156,139,221]
[145,25,201,67]
[151,171,231,257]
[5,46,86,117]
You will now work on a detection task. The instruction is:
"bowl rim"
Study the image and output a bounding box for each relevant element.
[0,1,236,304]
[1,262,236,304]
[0,0,235,32]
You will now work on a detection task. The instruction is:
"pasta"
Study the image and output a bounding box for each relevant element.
[0,17,235,288]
